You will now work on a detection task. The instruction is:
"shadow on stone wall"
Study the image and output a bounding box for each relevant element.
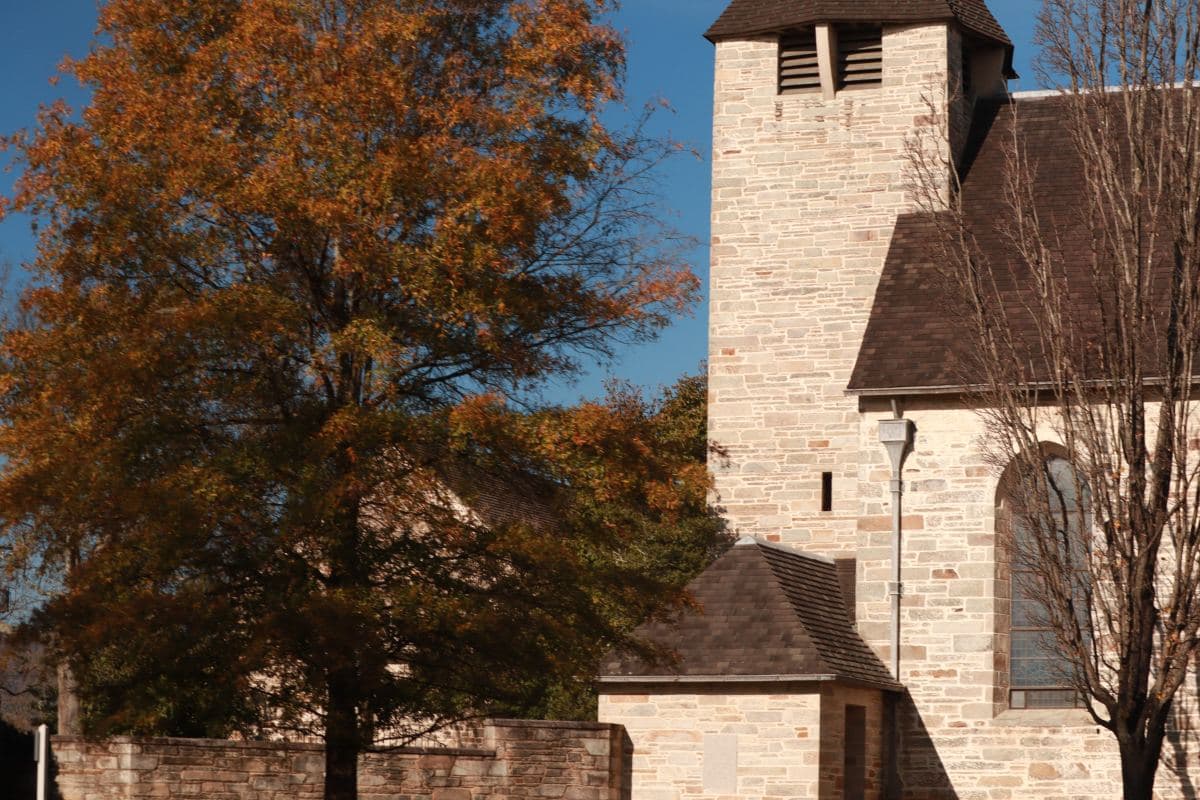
[1164,672,1200,800]
[895,691,958,800]
[618,728,633,800]
[47,743,61,800]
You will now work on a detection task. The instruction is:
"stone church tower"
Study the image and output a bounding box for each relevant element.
[706,3,1011,556]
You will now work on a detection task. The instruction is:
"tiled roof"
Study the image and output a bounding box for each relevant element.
[440,457,560,532]
[704,0,1011,46]
[598,538,898,689]
[412,445,561,533]
[849,94,1098,394]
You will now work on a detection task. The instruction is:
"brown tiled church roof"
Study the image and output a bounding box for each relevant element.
[848,94,1094,394]
[598,538,898,689]
[704,0,1011,47]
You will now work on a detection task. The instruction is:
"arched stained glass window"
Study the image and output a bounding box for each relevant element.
[1008,456,1088,710]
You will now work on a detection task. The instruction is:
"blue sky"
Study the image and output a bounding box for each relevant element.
[0,0,1044,406]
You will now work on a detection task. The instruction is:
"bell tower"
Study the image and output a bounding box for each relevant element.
[704,2,1012,554]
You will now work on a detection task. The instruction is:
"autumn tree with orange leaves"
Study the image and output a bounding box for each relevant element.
[0,2,712,798]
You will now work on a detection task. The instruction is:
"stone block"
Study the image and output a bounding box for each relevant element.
[581,739,609,757]
[431,790,473,800]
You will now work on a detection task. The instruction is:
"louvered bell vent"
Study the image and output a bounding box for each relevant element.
[778,29,820,94]
[838,25,883,89]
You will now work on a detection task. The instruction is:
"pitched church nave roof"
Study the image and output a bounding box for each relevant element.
[848,94,1119,395]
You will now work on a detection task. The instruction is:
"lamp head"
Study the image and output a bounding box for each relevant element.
[878,417,915,473]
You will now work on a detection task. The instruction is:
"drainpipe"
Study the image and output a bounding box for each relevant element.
[878,404,915,678]
[878,404,914,800]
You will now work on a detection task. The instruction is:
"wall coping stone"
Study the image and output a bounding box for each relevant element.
[51,717,620,755]
[487,718,622,732]
[50,735,496,758]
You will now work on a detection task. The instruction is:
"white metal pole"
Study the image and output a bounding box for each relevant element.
[36,723,48,800]
[878,410,914,800]
[878,411,914,680]
[890,473,903,679]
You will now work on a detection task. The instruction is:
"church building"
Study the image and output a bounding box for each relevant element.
[597,1,1198,798]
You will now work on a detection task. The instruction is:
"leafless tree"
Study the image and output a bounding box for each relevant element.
[907,1,1200,797]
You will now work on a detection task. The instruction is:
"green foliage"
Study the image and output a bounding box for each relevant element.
[509,370,729,721]
[0,632,55,732]
[57,583,264,738]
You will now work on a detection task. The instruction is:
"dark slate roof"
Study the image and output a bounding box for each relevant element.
[704,0,1011,47]
[440,457,559,532]
[598,538,898,689]
[849,94,1094,394]
[412,444,561,533]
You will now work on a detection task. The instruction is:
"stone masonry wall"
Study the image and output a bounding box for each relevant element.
[707,23,957,556]
[856,400,1199,799]
[51,719,628,800]
[599,688,823,800]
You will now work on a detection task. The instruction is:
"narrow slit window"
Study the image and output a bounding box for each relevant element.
[837,25,883,89]
[779,29,820,95]
[821,472,834,512]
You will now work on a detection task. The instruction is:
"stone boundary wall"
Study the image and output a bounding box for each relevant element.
[51,719,631,800]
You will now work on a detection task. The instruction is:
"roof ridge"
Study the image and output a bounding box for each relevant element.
[737,535,836,564]
[756,546,897,687]
[1012,80,1200,101]
[704,0,1011,47]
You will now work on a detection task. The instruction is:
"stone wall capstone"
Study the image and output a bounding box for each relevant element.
[51,719,630,800]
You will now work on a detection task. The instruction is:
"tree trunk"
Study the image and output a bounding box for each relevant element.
[324,444,365,800]
[324,668,360,800]
[56,662,81,735]
[1118,730,1164,800]
[58,546,82,735]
